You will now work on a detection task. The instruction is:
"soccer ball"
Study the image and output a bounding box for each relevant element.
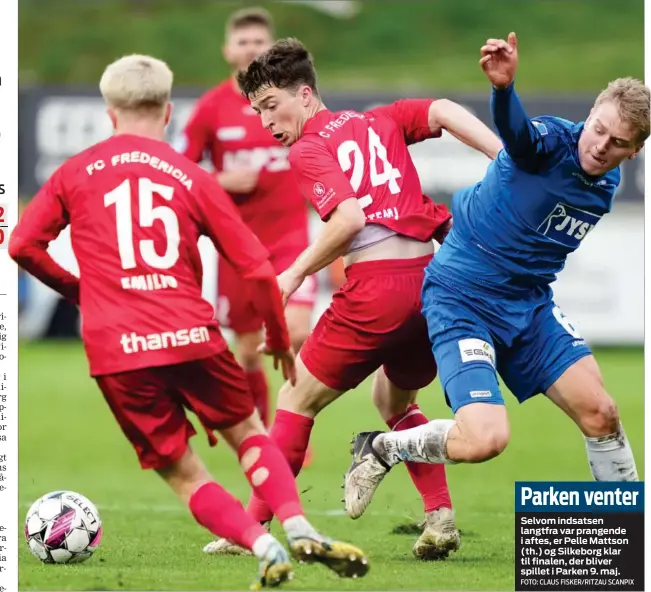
[24,490,103,564]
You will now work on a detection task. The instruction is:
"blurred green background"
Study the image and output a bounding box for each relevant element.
[19,0,644,92]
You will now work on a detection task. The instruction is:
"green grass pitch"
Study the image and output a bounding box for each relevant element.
[18,342,644,591]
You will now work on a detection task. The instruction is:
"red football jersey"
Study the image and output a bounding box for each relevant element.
[179,79,309,252]
[288,99,451,241]
[11,135,280,376]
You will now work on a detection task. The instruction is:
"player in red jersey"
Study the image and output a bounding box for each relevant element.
[9,54,369,588]
[202,39,503,560]
[176,8,316,444]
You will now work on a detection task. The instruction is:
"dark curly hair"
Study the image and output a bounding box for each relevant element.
[237,38,319,99]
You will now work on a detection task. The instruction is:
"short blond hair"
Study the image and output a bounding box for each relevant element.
[595,77,650,144]
[99,54,173,112]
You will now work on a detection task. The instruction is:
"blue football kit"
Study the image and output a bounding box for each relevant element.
[423,83,620,412]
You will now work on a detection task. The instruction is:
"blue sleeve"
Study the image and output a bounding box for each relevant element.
[491,84,561,171]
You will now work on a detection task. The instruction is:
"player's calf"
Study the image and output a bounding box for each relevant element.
[371,368,418,422]
[371,367,459,556]
[546,356,638,481]
[546,356,618,436]
[234,429,371,578]
[344,402,510,517]
[371,403,510,466]
[157,448,293,587]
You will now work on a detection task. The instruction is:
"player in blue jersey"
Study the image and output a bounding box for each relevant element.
[343,32,648,518]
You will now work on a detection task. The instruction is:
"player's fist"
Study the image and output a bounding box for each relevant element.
[480,32,518,90]
[277,269,305,307]
[257,343,297,386]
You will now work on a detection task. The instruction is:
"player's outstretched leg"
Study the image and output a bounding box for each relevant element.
[285,302,316,468]
[365,368,460,560]
[156,448,293,590]
[204,362,321,556]
[218,408,370,580]
[545,356,638,481]
[345,402,510,516]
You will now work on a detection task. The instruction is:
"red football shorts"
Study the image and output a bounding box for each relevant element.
[216,246,317,334]
[300,255,437,392]
[95,349,255,470]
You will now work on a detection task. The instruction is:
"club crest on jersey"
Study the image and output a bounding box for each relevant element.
[312,181,335,209]
[537,202,601,248]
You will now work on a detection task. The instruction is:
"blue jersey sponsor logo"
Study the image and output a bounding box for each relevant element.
[536,202,601,248]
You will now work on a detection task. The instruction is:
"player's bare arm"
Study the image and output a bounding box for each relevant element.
[279,198,364,303]
[427,99,502,159]
[273,133,368,304]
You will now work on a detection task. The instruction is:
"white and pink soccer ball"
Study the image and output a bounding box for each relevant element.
[24,490,102,564]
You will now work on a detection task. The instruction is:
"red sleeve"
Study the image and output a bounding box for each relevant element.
[195,174,289,351]
[371,99,441,145]
[288,139,357,221]
[177,96,213,163]
[8,167,80,304]
[432,208,453,244]
[244,262,290,351]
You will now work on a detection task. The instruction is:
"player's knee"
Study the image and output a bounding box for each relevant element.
[157,448,212,503]
[579,391,619,437]
[276,370,337,418]
[456,403,510,462]
[276,380,316,416]
[469,426,510,462]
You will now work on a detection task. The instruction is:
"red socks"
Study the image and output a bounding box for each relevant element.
[238,432,305,522]
[246,369,270,426]
[246,410,314,522]
[189,482,267,550]
[387,404,452,512]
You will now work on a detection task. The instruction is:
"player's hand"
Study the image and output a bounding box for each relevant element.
[480,32,518,89]
[257,343,297,385]
[217,169,259,194]
[277,269,305,307]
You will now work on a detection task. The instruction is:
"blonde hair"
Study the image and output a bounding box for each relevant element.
[595,77,650,144]
[99,54,173,113]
